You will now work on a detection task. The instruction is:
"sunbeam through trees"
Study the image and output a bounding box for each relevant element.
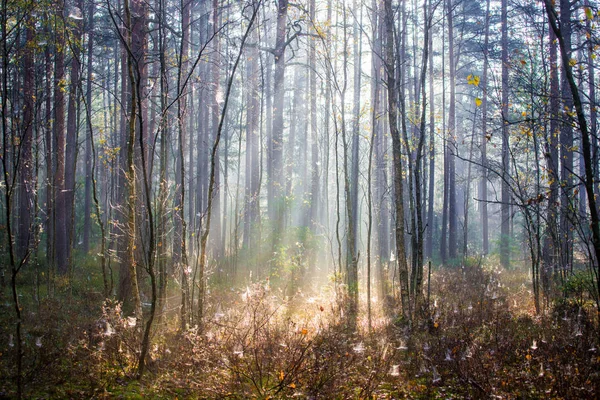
[1,0,600,397]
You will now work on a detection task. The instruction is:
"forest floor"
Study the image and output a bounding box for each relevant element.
[1,257,599,399]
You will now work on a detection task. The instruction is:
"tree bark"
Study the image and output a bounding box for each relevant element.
[385,0,411,321]
[500,0,510,268]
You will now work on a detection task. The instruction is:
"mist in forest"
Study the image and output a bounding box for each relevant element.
[1,0,600,398]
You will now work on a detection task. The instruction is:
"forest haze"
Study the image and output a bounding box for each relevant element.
[1,0,600,398]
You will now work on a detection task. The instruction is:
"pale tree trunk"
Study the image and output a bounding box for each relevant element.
[156,0,169,322]
[412,0,430,309]
[271,0,288,251]
[559,0,573,276]
[447,0,457,261]
[117,30,131,306]
[440,9,448,263]
[210,0,222,259]
[369,0,380,316]
[82,0,94,255]
[308,0,319,237]
[65,0,83,267]
[243,24,260,260]
[425,0,435,261]
[340,4,358,325]
[176,0,191,329]
[374,2,389,296]
[197,3,259,328]
[322,0,332,238]
[480,0,490,256]
[350,0,361,273]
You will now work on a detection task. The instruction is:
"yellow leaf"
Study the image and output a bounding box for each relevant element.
[288,383,296,389]
[433,322,439,328]
[526,354,532,360]
[569,58,577,67]
[301,328,308,335]
[466,74,480,86]
[475,98,482,107]
[279,371,284,381]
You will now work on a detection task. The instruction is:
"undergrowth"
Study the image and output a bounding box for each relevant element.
[0,261,599,399]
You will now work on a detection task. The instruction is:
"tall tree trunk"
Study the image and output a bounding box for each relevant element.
[350,0,361,270]
[440,6,448,263]
[544,0,600,329]
[480,0,490,256]
[54,5,68,275]
[82,0,94,254]
[425,0,435,261]
[543,13,560,294]
[447,0,457,261]
[340,3,358,325]
[271,0,288,251]
[559,0,573,276]
[243,24,260,257]
[412,0,430,308]
[156,0,169,323]
[117,24,131,305]
[17,17,34,259]
[197,2,259,328]
[44,18,54,285]
[385,0,411,321]
[176,0,191,329]
[210,0,222,259]
[308,0,319,236]
[65,0,83,266]
[500,0,510,268]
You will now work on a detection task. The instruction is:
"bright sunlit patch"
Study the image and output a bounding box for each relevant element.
[352,342,365,353]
